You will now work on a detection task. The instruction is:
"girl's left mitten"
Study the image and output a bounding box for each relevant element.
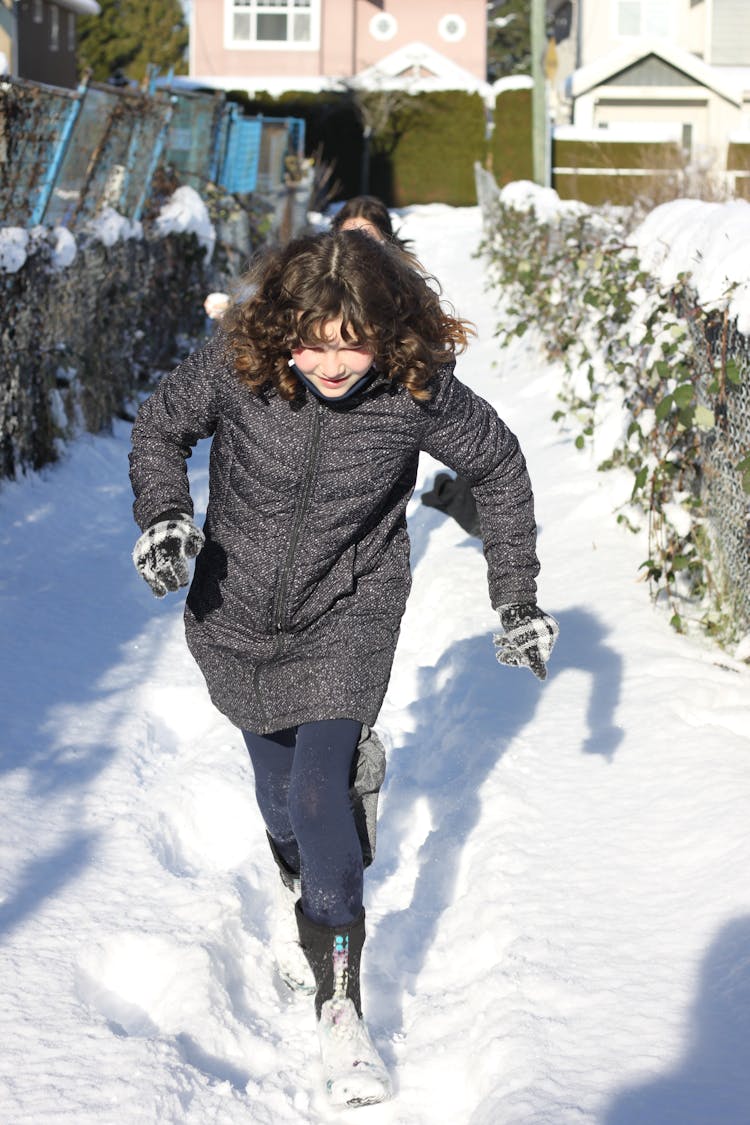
[132,514,205,598]
[494,603,559,681]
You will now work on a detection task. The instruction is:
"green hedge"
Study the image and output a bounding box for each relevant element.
[727,143,750,171]
[227,88,486,207]
[554,139,682,170]
[490,88,533,186]
[727,142,750,196]
[554,172,681,207]
[375,91,486,207]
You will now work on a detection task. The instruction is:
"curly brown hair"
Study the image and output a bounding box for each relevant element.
[223,230,473,402]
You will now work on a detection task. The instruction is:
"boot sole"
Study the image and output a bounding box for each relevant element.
[327,1072,392,1108]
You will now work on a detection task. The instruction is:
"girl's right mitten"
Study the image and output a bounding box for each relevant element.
[132,513,205,598]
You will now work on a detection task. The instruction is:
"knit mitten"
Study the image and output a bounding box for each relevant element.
[494,603,559,681]
[132,513,204,598]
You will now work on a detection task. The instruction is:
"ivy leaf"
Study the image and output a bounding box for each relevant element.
[694,404,715,430]
[725,359,742,386]
[639,558,662,581]
[671,555,690,571]
[677,404,695,429]
[672,383,694,408]
[655,394,674,421]
[632,466,648,497]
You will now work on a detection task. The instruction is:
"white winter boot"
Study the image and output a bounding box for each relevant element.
[318,996,392,1107]
[296,902,392,1108]
[266,835,315,994]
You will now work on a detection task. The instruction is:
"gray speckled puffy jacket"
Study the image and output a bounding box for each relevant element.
[129,335,540,733]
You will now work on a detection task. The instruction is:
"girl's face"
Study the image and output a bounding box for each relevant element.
[291,317,375,399]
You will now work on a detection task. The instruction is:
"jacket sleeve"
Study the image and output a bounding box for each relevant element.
[128,336,229,531]
[419,362,540,608]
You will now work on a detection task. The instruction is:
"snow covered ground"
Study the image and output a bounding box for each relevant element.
[2,204,749,1124]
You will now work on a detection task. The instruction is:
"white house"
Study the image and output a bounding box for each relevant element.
[189,0,489,96]
[552,0,750,175]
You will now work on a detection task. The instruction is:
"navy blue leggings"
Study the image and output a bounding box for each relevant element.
[242,719,363,927]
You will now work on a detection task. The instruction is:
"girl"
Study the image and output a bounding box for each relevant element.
[334,195,481,538]
[129,229,558,1108]
[331,193,412,253]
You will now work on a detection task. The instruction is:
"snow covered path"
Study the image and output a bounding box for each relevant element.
[1,205,749,1125]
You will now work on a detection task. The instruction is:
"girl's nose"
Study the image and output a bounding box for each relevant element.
[320,350,344,376]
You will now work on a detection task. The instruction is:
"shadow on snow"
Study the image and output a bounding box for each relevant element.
[604,915,750,1125]
[369,603,624,1043]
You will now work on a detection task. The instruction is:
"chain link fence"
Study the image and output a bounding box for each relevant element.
[474,163,750,639]
[0,75,307,232]
[692,315,750,631]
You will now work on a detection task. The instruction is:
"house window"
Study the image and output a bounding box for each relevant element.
[369,12,397,41]
[32,0,43,23]
[438,14,466,43]
[49,3,60,50]
[230,0,316,47]
[616,0,672,38]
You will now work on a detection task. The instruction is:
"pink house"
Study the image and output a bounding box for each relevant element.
[189,0,488,95]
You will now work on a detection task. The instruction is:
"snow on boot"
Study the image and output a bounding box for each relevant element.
[270,874,316,993]
[266,834,315,994]
[296,903,392,1108]
[318,996,392,1108]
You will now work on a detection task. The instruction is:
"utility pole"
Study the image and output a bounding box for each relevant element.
[531,0,547,186]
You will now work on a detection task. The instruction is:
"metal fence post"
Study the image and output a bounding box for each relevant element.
[31,79,87,226]
[132,97,176,222]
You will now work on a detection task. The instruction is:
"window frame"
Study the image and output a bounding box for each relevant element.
[49,2,60,51]
[368,12,398,42]
[613,0,675,39]
[224,0,320,51]
[438,14,467,44]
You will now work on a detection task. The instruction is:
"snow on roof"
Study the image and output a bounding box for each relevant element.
[55,0,101,16]
[492,75,534,94]
[554,122,682,143]
[351,41,490,96]
[570,39,744,107]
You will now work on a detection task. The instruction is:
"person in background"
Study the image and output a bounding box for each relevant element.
[129,229,558,1109]
[331,194,413,255]
[333,195,481,538]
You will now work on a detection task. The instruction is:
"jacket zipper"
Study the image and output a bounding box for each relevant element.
[273,403,322,634]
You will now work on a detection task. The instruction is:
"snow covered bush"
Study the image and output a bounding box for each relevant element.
[480,182,750,651]
[1,223,210,477]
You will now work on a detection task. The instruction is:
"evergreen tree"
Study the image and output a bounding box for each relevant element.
[78,0,188,83]
[487,0,532,80]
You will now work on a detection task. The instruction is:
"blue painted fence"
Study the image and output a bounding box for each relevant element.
[0,76,305,229]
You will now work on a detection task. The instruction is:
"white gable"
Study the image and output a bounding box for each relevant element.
[569,38,744,107]
[351,41,490,97]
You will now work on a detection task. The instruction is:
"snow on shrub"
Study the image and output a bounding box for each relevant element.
[481,184,750,652]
